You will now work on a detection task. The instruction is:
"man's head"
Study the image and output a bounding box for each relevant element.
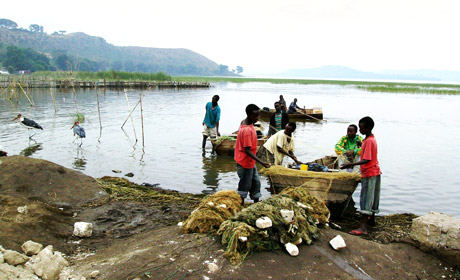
[347,124,358,139]
[245,104,260,124]
[279,95,284,100]
[359,116,374,135]
[294,98,297,103]
[284,122,297,136]
[212,95,220,104]
[274,102,281,112]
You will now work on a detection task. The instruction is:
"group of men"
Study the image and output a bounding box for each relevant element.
[202,96,381,235]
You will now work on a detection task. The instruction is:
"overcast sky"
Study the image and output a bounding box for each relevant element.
[3,0,460,75]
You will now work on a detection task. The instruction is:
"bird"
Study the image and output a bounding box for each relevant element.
[71,121,86,146]
[12,114,43,138]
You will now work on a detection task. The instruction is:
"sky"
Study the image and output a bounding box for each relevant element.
[2,0,460,75]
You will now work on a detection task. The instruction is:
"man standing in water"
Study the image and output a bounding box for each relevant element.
[235,104,271,204]
[202,95,221,149]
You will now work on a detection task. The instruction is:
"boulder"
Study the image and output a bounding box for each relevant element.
[411,212,460,250]
[0,263,39,280]
[22,241,43,256]
[27,245,68,280]
[284,243,299,256]
[4,250,30,266]
[73,222,93,238]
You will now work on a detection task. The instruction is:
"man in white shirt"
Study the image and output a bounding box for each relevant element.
[257,122,301,165]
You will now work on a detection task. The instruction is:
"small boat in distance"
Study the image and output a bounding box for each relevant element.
[259,107,323,121]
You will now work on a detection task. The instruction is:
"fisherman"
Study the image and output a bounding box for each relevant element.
[288,98,303,114]
[235,104,271,204]
[257,122,301,166]
[202,95,221,149]
[335,124,363,173]
[278,95,287,112]
[269,102,289,135]
[341,117,382,235]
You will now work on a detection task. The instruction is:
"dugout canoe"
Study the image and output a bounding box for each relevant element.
[262,155,361,217]
[211,136,267,156]
[259,108,323,121]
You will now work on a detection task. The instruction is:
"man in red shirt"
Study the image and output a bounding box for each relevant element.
[341,116,381,235]
[235,104,271,204]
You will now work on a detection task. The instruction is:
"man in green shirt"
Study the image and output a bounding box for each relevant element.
[335,124,363,173]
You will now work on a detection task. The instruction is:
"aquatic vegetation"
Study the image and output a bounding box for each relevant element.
[71,112,85,123]
[173,76,460,95]
[32,70,172,81]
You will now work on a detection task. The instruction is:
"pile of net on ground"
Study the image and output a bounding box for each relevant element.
[217,188,330,265]
[181,190,243,234]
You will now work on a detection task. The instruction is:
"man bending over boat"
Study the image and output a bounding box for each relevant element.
[288,98,303,114]
[335,124,363,173]
[202,95,221,149]
[269,102,289,135]
[257,122,301,166]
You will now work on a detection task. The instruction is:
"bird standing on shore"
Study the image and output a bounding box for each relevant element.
[71,121,86,146]
[12,114,43,139]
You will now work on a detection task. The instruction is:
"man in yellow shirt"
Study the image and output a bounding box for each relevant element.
[257,122,301,165]
[335,124,363,173]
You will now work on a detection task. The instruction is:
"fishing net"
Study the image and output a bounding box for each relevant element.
[217,194,319,265]
[213,136,235,147]
[181,190,243,234]
[279,186,330,225]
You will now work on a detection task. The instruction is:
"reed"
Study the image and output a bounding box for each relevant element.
[32,71,172,81]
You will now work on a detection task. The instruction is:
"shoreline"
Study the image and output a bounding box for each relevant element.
[0,155,458,279]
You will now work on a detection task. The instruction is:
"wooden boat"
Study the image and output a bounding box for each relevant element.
[211,136,267,156]
[262,155,361,217]
[259,108,323,121]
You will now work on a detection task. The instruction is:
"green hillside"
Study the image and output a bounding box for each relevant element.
[0,24,235,76]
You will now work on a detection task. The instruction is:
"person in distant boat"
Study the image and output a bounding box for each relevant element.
[288,98,303,114]
[269,102,289,135]
[335,124,363,173]
[258,122,301,166]
[202,95,221,149]
[235,104,271,204]
[341,116,382,236]
[278,95,287,112]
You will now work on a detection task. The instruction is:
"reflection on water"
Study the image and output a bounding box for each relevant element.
[72,147,87,170]
[1,84,460,217]
[19,143,42,157]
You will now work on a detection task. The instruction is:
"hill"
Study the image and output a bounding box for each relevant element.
[0,26,234,76]
[275,65,440,82]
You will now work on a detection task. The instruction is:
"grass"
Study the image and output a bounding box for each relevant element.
[173,76,460,95]
[31,70,172,81]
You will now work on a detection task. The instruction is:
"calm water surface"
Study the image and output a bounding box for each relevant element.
[1,82,459,217]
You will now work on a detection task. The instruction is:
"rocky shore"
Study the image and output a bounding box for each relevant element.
[0,155,458,279]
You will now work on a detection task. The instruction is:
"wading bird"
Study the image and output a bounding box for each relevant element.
[71,121,86,146]
[12,114,43,139]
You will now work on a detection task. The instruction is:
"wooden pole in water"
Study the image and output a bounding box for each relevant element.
[18,83,35,106]
[123,89,138,143]
[121,99,141,128]
[140,93,145,147]
[96,89,103,143]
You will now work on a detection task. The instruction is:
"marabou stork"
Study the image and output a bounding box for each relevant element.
[71,121,86,146]
[12,114,43,139]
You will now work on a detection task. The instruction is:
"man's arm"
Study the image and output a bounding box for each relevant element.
[244,146,270,168]
[216,121,220,136]
[340,159,370,169]
[334,137,346,155]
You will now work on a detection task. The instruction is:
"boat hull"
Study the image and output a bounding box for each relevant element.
[259,108,323,121]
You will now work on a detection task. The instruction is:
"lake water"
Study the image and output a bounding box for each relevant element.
[1,82,459,217]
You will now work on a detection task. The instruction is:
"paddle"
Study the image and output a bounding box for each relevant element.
[296,108,327,122]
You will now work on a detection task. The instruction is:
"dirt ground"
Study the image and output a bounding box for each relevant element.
[0,156,458,279]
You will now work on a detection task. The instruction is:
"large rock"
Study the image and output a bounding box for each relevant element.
[22,241,43,256]
[26,245,68,280]
[0,156,106,207]
[411,212,460,250]
[73,222,93,238]
[3,250,30,266]
[0,263,40,280]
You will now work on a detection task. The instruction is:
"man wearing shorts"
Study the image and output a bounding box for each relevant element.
[202,95,221,149]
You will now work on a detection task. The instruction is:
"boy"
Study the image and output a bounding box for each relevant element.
[235,104,271,204]
[335,124,363,173]
[258,122,301,166]
[269,102,289,135]
[340,116,381,235]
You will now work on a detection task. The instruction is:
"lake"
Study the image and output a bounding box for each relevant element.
[1,82,459,217]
